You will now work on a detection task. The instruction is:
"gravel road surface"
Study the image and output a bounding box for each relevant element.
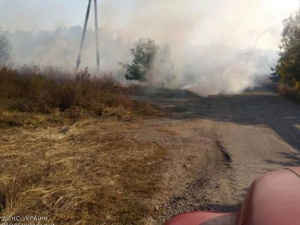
[135,87,300,223]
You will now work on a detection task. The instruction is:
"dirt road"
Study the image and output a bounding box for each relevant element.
[134,87,300,222]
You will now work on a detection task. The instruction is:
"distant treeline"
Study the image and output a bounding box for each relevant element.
[0,26,130,72]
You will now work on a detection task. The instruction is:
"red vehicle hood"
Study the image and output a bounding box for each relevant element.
[165,211,239,225]
[238,167,300,225]
[165,167,300,225]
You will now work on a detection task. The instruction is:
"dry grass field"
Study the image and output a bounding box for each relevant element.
[0,66,168,224]
[0,118,168,224]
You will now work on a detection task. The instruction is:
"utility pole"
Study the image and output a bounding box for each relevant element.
[76,0,100,73]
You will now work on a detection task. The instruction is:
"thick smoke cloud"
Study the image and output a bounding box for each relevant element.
[4,27,130,74]
[181,45,277,96]
[0,0,298,95]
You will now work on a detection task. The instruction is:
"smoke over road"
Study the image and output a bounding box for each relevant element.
[0,0,298,95]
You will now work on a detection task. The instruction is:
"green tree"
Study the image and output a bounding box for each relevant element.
[121,38,159,82]
[272,12,300,87]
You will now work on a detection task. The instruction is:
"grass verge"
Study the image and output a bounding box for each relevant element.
[0,66,167,224]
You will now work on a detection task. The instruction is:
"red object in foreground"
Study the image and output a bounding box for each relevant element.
[165,167,300,225]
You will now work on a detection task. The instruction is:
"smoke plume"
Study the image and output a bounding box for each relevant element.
[0,0,298,95]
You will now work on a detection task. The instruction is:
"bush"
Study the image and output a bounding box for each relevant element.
[121,38,159,82]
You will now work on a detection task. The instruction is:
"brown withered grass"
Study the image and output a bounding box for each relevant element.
[0,66,163,127]
[277,83,300,102]
[0,119,167,224]
[0,66,167,224]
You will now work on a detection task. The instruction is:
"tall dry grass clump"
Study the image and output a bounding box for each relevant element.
[0,66,161,127]
[277,83,300,102]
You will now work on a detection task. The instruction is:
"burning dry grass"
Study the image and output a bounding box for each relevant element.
[0,119,167,224]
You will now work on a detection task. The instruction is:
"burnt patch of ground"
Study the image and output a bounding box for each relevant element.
[216,141,232,164]
[157,136,238,224]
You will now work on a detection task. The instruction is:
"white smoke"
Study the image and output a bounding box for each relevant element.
[0,0,298,95]
[180,44,278,96]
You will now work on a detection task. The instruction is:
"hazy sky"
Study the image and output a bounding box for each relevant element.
[0,0,133,30]
[0,0,299,50]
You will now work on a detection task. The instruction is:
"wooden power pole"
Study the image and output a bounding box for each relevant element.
[76,0,100,73]
[94,0,100,73]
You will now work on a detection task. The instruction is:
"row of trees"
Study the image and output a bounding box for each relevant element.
[271,11,300,88]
